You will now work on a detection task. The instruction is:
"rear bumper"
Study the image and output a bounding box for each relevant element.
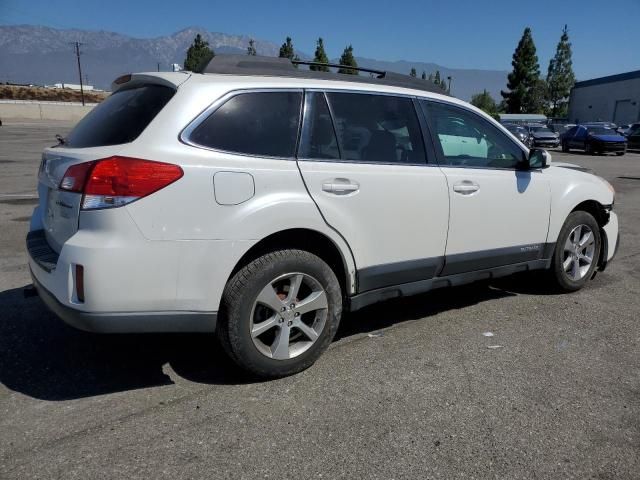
[30,267,217,333]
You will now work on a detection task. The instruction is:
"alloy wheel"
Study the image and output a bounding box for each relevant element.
[250,272,328,360]
[562,224,596,281]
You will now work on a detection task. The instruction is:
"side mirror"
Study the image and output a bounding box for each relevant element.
[528,148,551,169]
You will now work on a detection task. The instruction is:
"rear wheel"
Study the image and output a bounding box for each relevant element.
[549,211,601,292]
[217,249,342,378]
[562,141,569,152]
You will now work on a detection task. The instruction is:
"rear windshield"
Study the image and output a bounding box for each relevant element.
[63,84,175,148]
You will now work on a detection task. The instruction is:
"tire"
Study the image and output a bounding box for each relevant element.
[217,249,342,378]
[585,143,593,154]
[616,151,625,156]
[549,211,601,292]
[561,141,569,152]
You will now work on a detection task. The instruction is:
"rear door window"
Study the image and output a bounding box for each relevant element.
[64,84,175,148]
[323,92,427,164]
[188,91,303,158]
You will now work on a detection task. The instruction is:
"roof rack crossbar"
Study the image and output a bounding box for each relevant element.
[200,55,447,96]
[291,60,386,77]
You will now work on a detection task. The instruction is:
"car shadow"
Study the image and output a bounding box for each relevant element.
[0,272,553,401]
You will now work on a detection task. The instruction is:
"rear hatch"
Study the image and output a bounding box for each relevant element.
[35,76,182,253]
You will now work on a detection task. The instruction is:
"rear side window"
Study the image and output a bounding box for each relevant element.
[298,92,340,160]
[64,84,174,148]
[324,92,426,164]
[188,91,303,158]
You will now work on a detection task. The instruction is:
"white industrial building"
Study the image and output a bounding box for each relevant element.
[48,83,95,91]
[568,70,640,125]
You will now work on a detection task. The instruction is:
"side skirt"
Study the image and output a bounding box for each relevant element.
[348,259,551,312]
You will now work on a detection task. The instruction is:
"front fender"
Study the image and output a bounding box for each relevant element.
[547,168,614,243]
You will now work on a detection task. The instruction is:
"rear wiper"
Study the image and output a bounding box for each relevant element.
[55,134,66,145]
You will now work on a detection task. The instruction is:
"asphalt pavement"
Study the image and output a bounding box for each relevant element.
[1,121,639,479]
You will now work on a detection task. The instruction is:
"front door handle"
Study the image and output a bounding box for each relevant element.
[452,181,479,195]
[322,178,360,195]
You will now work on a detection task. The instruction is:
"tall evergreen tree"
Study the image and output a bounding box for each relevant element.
[434,70,441,85]
[421,71,427,80]
[501,27,541,113]
[546,25,576,117]
[310,38,330,72]
[184,34,214,73]
[247,39,257,56]
[279,36,295,60]
[410,67,417,77]
[337,45,358,75]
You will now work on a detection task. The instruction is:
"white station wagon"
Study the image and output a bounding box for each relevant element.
[28,55,619,377]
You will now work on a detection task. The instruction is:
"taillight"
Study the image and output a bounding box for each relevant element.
[59,161,96,193]
[59,156,183,210]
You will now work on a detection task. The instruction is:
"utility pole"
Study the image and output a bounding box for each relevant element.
[73,41,85,106]
[157,62,161,72]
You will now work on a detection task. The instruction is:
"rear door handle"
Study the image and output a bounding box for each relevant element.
[322,179,360,195]
[452,181,479,195]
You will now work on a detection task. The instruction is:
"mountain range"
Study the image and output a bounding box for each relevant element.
[0,25,508,101]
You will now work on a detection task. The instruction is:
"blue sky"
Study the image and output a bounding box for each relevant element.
[2,0,638,79]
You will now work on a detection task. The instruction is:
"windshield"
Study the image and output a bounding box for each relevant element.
[529,126,553,134]
[505,125,526,134]
[586,126,619,136]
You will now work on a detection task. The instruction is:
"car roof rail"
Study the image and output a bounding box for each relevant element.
[291,59,386,77]
[201,54,447,95]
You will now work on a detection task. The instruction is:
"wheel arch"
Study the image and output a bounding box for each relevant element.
[226,228,355,301]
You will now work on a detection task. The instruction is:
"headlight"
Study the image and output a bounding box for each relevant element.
[599,176,615,200]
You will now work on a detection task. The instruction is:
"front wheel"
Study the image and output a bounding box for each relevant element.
[549,211,601,292]
[217,249,342,378]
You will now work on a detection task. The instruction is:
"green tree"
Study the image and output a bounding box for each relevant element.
[421,71,427,80]
[279,36,295,60]
[410,67,417,77]
[310,38,330,72]
[529,78,549,114]
[337,44,358,75]
[501,27,541,113]
[441,75,449,93]
[546,25,575,117]
[184,33,214,73]
[471,89,498,115]
[434,70,442,85]
[247,39,256,56]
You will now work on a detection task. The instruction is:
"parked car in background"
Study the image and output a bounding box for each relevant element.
[626,124,640,150]
[503,123,531,146]
[618,123,639,137]
[562,124,627,155]
[525,124,560,148]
